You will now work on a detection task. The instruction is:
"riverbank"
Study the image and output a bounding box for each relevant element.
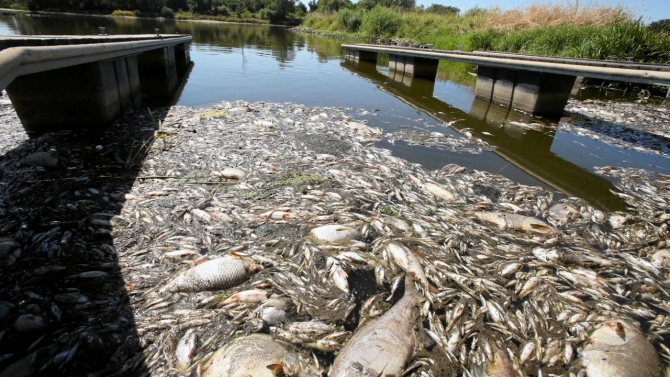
[0,98,668,375]
[300,4,670,65]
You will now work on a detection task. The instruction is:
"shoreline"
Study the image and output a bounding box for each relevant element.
[0,99,668,375]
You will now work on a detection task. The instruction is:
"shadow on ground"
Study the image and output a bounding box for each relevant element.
[0,97,185,376]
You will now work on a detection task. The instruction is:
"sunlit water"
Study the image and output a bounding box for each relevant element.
[2,13,668,211]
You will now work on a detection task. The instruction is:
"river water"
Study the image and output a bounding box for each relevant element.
[1,13,668,211]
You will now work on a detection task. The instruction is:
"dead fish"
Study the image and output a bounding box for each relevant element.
[159,255,262,293]
[310,225,357,245]
[14,314,46,332]
[651,249,670,268]
[175,329,197,372]
[260,298,290,326]
[474,211,553,234]
[383,241,429,296]
[327,257,350,294]
[548,203,580,222]
[470,337,514,377]
[203,334,321,377]
[424,182,456,202]
[341,121,382,135]
[23,152,58,168]
[221,289,269,305]
[609,214,629,229]
[214,167,247,180]
[330,274,424,377]
[579,319,661,377]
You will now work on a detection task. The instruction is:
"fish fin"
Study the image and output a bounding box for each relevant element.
[230,251,243,259]
[267,364,286,376]
[530,224,551,232]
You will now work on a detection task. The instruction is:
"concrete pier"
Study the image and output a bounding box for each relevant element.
[342,43,670,116]
[475,66,576,115]
[345,49,377,63]
[0,34,192,133]
[6,57,137,132]
[390,55,439,80]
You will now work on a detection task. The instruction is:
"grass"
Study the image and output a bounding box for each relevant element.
[301,1,670,64]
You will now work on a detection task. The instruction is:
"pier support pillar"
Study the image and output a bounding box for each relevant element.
[137,46,179,106]
[344,49,377,63]
[6,56,142,133]
[388,54,438,87]
[571,76,584,95]
[474,65,576,116]
[389,54,438,79]
[175,42,191,68]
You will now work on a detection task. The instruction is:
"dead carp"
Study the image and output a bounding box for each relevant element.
[578,319,661,377]
[474,211,553,234]
[160,255,262,293]
[203,334,321,377]
[310,224,357,245]
[330,275,424,377]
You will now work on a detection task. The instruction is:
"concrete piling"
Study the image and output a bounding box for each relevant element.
[1,34,192,132]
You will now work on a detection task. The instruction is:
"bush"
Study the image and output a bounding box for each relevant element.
[161,6,175,18]
[339,8,363,32]
[360,5,402,37]
[111,10,137,16]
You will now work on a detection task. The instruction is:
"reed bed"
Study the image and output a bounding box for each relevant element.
[301,1,670,63]
[485,1,633,30]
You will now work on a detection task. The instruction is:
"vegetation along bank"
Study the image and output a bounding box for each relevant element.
[3,0,670,63]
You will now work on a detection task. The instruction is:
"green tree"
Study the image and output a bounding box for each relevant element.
[316,0,350,13]
[648,19,670,34]
[296,1,307,14]
[357,0,375,10]
[260,0,295,21]
[425,4,458,14]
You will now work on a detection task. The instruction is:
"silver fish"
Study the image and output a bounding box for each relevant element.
[160,255,262,293]
[330,274,424,377]
[474,211,553,234]
[174,329,197,372]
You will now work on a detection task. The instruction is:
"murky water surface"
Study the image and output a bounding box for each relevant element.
[2,13,668,211]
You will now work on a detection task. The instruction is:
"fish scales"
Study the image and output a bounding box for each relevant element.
[330,276,423,377]
[161,256,261,293]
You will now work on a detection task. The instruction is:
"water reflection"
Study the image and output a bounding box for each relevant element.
[343,60,628,211]
[0,14,342,65]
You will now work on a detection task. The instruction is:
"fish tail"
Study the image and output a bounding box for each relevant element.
[405,273,427,302]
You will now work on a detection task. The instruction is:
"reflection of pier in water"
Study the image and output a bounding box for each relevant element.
[342,60,627,211]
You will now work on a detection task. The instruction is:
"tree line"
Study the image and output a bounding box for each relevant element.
[4,0,305,22]
[3,0,463,23]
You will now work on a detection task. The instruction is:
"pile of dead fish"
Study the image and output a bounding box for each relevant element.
[0,100,668,377]
[563,99,670,156]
